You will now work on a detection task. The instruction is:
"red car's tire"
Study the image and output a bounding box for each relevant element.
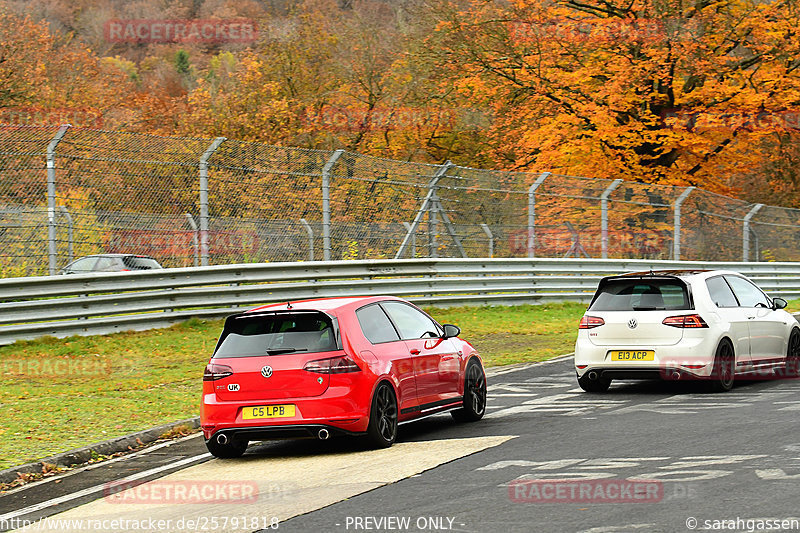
[451,359,487,422]
[366,382,398,448]
[205,436,248,459]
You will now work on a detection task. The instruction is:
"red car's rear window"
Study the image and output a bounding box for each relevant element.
[213,312,339,358]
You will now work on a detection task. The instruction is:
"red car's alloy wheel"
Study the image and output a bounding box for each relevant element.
[467,363,487,416]
[367,382,397,448]
[452,360,486,422]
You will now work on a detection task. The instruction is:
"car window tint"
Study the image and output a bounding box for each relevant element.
[589,279,690,311]
[94,257,117,271]
[724,275,770,308]
[214,313,337,358]
[705,276,739,307]
[67,257,97,272]
[381,301,441,339]
[355,304,400,344]
[122,256,161,270]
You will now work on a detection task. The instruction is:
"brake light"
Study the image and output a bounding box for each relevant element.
[203,363,233,381]
[579,316,605,329]
[303,355,361,374]
[662,314,708,328]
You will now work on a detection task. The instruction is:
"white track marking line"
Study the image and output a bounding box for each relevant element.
[5,433,202,495]
[0,453,211,522]
[486,354,573,377]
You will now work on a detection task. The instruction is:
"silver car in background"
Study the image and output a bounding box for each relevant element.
[59,254,163,274]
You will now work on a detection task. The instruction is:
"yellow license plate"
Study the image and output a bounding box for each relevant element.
[610,350,655,361]
[242,404,296,420]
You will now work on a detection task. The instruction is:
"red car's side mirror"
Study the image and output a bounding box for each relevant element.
[442,324,461,339]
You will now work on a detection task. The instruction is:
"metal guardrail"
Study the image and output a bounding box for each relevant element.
[2,258,800,346]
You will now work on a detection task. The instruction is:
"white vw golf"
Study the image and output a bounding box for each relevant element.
[574,270,800,392]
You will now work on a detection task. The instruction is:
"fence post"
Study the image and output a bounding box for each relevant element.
[743,204,764,262]
[321,149,344,261]
[199,137,225,267]
[527,172,551,258]
[429,189,439,258]
[600,179,622,259]
[58,206,74,264]
[402,222,416,257]
[46,124,70,275]
[480,223,494,258]
[395,162,453,259]
[673,186,694,261]
[184,213,199,267]
[300,218,314,261]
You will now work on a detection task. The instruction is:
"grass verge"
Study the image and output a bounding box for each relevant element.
[0,302,585,470]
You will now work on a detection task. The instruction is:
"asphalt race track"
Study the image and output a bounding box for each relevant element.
[3,355,800,533]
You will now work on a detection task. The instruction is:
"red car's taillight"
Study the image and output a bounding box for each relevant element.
[579,316,605,329]
[303,356,361,374]
[203,363,233,381]
[662,314,709,328]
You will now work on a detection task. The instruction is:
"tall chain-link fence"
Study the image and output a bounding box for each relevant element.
[1,124,799,277]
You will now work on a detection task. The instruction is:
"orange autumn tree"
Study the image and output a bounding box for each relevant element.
[432,0,800,193]
[0,11,135,127]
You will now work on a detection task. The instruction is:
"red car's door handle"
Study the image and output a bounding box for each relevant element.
[410,349,421,355]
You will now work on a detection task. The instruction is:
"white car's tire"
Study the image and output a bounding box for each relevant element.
[708,340,735,392]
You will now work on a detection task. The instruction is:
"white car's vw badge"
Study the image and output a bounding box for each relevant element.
[261,365,273,378]
[628,318,638,329]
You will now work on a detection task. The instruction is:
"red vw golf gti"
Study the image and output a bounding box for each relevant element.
[201,296,487,458]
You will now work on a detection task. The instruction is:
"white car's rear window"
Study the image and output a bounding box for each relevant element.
[589,279,691,311]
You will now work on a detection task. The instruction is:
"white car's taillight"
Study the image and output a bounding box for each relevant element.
[579,316,605,329]
[303,355,361,374]
[662,314,709,328]
[203,363,233,381]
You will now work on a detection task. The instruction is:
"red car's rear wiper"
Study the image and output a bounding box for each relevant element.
[265,348,309,355]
